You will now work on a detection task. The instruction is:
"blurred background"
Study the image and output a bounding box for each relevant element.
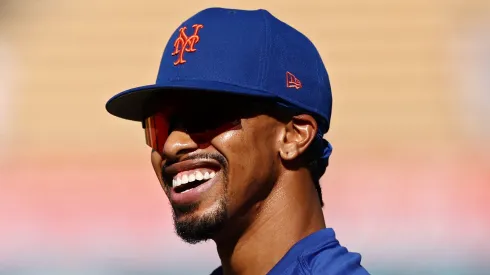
[1,0,489,274]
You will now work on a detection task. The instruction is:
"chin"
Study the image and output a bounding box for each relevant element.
[173,199,228,244]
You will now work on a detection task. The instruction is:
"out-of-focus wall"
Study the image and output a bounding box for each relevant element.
[1,1,489,274]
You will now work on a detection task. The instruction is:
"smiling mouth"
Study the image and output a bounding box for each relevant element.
[171,168,217,193]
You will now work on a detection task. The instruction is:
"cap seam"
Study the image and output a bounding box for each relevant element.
[314,51,331,131]
[315,53,321,112]
[162,79,277,95]
[164,78,266,91]
[259,10,271,89]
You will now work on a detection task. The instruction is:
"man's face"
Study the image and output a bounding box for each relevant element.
[149,93,283,244]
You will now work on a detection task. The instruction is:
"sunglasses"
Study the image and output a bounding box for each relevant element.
[143,102,250,153]
[142,96,327,153]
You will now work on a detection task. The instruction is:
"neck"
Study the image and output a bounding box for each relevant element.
[214,170,326,275]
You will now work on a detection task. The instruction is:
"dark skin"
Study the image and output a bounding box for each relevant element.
[149,94,326,275]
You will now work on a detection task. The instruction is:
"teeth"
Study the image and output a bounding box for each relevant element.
[196,171,203,181]
[172,170,217,188]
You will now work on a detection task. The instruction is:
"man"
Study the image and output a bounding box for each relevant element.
[106,7,369,275]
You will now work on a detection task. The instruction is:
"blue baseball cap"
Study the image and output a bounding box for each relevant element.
[105,7,333,132]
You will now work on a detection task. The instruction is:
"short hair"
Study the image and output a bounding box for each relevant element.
[302,139,328,207]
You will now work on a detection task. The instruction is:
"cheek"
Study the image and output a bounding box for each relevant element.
[244,126,278,182]
[214,120,278,204]
[219,130,237,143]
[216,130,250,178]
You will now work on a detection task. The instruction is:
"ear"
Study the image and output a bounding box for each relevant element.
[278,114,317,161]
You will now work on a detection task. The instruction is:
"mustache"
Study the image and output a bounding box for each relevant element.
[162,152,228,172]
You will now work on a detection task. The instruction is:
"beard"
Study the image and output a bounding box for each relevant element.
[163,152,229,244]
[172,197,228,244]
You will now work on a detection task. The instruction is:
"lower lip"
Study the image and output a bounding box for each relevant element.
[169,174,218,205]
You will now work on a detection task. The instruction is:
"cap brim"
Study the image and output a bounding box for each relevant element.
[105,80,276,121]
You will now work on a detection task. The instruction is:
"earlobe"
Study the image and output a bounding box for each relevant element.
[279,143,299,160]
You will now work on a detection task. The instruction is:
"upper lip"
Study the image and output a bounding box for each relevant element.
[162,158,221,185]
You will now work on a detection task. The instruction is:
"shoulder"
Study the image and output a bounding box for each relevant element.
[303,245,370,275]
[209,266,222,275]
[269,228,370,275]
[300,236,370,275]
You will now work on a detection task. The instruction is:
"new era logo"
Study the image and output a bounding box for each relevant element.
[286,72,302,89]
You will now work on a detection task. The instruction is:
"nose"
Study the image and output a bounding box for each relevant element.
[163,129,199,161]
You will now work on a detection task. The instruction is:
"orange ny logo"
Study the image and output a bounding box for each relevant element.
[171,24,204,66]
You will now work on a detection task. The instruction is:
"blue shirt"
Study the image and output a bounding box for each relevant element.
[210,228,370,275]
